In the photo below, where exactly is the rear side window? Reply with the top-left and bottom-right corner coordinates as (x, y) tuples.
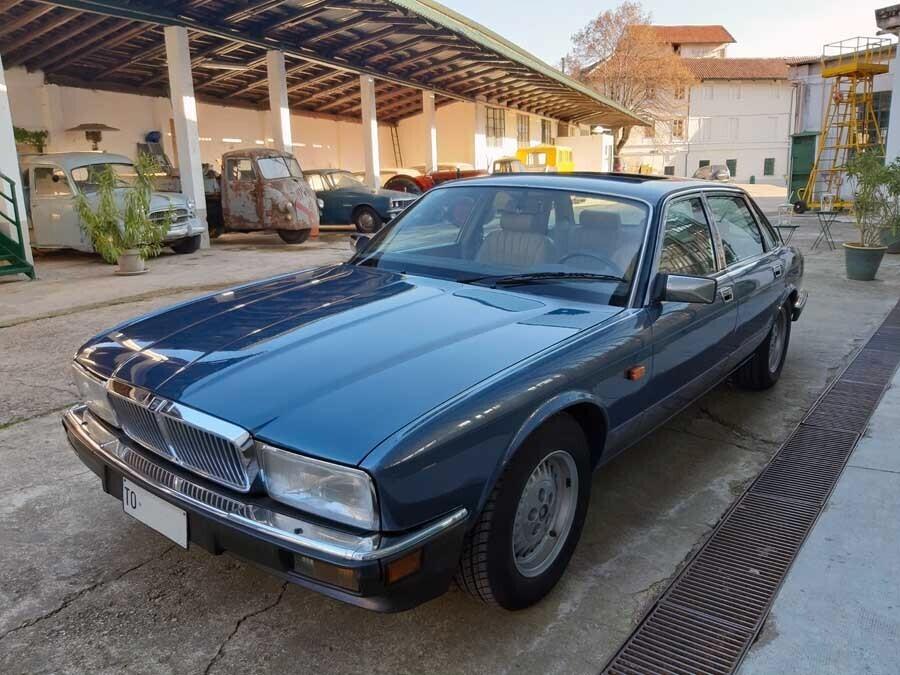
(659, 197), (716, 276)
(706, 195), (764, 265)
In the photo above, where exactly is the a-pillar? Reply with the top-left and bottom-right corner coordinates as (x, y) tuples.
(266, 50), (292, 153)
(0, 53), (33, 265)
(164, 26), (209, 247)
(422, 90), (437, 173)
(360, 75), (381, 190)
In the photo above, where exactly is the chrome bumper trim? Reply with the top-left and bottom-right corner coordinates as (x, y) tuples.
(792, 289), (808, 321)
(64, 405), (467, 562)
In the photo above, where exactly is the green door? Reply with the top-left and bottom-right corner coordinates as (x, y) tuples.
(789, 133), (817, 204)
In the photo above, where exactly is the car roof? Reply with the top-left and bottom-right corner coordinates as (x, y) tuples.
(19, 152), (133, 169)
(438, 172), (746, 203)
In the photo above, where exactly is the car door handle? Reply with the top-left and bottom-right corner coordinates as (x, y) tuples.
(773, 263), (784, 279)
(719, 285), (734, 302)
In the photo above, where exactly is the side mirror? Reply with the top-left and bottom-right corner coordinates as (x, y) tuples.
(350, 234), (371, 254)
(656, 273), (717, 304)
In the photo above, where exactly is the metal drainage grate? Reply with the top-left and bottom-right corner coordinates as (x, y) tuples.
(603, 300), (900, 675)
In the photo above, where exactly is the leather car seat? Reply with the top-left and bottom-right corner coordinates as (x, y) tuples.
(476, 211), (557, 267)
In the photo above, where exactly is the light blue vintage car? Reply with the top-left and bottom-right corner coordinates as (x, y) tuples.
(19, 152), (206, 255)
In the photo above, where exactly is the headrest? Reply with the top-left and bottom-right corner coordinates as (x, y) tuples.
(579, 210), (622, 229)
(500, 212), (542, 233)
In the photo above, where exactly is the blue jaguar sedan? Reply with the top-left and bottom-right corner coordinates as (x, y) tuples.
(304, 168), (416, 233)
(65, 173), (806, 612)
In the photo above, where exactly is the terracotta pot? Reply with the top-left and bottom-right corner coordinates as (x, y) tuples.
(843, 242), (887, 281)
(116, 248), (146, 276)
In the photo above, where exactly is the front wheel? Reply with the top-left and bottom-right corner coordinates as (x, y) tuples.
(353, 206), (383, 234)
(734, 303), (791, 390)
(277, 229), (311, 244)
(455, 413), (591, 610)
(171, 235), (202, 254)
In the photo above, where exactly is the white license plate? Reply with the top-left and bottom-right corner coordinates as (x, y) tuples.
(122, 478), (188, 548)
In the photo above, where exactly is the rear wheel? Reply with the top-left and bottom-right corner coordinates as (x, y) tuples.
(353, 206), (383, 234)
(793, 200), (808, 214)
(277, 229), (311, 244)
(735, 303), (791, 390)
(171, 234), (201, 254)
(455, 413), (591, 610)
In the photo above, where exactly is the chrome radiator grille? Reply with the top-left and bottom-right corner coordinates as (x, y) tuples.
(108, 382), (254, 492)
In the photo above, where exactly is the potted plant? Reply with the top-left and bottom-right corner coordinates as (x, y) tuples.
(844, 151), (900, 280)
(76, 154), (171, 275)
(13, 126), (48, 153)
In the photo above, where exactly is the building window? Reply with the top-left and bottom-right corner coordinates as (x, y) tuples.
(541, 119), (553, 144)
(869, 90), (891, 141)
(698, 160), (710, 168)
(516, 114), (530, 146)
(764, 158), (775, 176)
(486, 107), (505, 147)
(726, 158), (737, 177)
(664, 165), (675, 176)
(672, 119), (685, 139)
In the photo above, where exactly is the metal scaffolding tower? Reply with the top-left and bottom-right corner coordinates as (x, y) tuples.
(796, 37), (892, 213)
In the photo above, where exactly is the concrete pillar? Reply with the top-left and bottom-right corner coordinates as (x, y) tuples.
(474, 96), (488, 172)
(0, 53), (33, 265)
(266, 50), (292, 153)
(164, 26), (209, 246)
(359, 75), (381, 190)
(887, 55), (900, 161)
(422, 90), (437, 173)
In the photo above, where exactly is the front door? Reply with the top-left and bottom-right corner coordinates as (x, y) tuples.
(644, 195), (738, 425)
(29, 165), (88, 250)
(222, 157), (260, 230)
(705, 193), (784, 366)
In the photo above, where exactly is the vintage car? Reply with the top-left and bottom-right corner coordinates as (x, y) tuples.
(207, 148), (320, 244)
(491, 157), (525, 174)
(64, 174), (805, 612)
(19, 153), (206, 255)
(383, 162), (487, 194)
(516, 144), (575, 173)
(304, 169), (416, 233)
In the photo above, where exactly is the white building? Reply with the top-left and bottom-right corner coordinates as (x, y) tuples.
(619, 26), (795, 184)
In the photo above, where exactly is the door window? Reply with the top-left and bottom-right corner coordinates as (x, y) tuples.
(305, 173), (327, 192)
(225, 158), (256, 182)
(33, 167), (72, 197)
(706, 195), (764, 265)
(659, 197), (717, 276)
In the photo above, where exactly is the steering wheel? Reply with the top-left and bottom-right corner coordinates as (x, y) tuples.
(558, 252), (624, 277)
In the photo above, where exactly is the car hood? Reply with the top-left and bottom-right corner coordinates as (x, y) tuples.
(79, 265), (622, 465)
(83, 189), (188, 212)
(331, 186), (412, 200)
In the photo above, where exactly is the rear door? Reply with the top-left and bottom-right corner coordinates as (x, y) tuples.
(644, 194), (738, 425)
(705, 192), (784, 367)
(29, 164), (88, 250)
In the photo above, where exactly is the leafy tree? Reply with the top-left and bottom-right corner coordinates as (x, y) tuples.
(847, 150), (900, 247)
(565, 1), (696, 165)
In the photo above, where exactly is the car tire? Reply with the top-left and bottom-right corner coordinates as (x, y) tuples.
(353, 206), (383, 234)
(384, 176), (423, 195)
(734, 303), (791, 390)
(277, 229), (311, 244)
(455, 413), (591, 610)
(793, 200), (808, 214)
(171, 235), (202, 254)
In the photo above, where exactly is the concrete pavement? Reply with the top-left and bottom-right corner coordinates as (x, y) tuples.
(741, 368), (900, 675)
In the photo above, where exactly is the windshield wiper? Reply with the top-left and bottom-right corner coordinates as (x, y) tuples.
(458, 271), (627, 286)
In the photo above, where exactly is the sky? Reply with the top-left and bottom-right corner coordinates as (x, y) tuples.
(439, 0), (893, 66)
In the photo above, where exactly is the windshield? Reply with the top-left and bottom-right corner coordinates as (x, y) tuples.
(71, 163), (138, 192)
(328, 171), (364, 189)
(354, 186), (649, 306)
(257, 156), (303, 179)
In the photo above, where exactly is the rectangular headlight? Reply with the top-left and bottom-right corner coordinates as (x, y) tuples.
(259, 443), (378, 531)
(71, 362), (119, 427)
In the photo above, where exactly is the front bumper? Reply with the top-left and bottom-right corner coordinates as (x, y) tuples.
(792, 289), (808, 321)
(63, 405), (468, 612)
(164, 216), (206, 241)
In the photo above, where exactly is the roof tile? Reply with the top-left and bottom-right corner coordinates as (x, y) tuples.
(647, 25), (735, 45)
(682, 58), (791, 80)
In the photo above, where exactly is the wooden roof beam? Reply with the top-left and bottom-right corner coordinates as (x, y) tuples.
(7, 14), (107, 66)
(2, 9), (78, 55)
(0, 4), (55, 39)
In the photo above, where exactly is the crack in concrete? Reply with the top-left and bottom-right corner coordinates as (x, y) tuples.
(0, 468), (93, 497)
(696, 405), (779, 448)
(667, 426), (775, 456)
(0, 544), (177, 644)
(202, 582), (289, 675)
(0, 402), (77, 431)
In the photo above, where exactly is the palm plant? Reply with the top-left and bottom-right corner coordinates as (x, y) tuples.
(75, 153), (172, 264)
(846, 150), (900, 247)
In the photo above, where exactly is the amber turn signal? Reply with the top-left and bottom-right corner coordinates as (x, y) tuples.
(385, 549), (423, 585)
(626, 365), (646, 381)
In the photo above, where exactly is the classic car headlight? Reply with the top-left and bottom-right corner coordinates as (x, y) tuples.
(317, 198), (325, 209)
(390, 199), (409, 210)
(186, 198), (195, 214)
(259, 443), (378, 530)
(71, 362), (119, 427)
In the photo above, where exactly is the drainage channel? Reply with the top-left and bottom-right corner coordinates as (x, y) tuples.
(603, 301), (900, 675)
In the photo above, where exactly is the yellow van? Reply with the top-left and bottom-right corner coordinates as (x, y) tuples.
(515, 144), (575, 173)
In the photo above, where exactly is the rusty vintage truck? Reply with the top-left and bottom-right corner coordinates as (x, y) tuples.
(206, 148), (320, 244)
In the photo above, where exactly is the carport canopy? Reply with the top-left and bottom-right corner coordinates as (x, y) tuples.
(0, 0), (645, 127)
